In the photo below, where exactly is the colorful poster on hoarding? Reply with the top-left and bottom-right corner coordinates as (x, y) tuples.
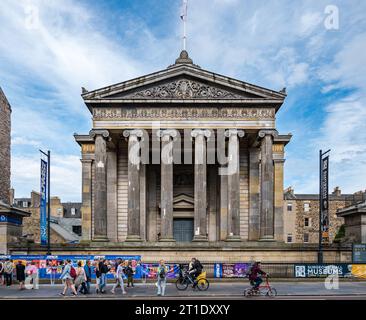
(1, 255), (141, 279)
(40, 159), (48, 245)
(214, 263), (251, 278)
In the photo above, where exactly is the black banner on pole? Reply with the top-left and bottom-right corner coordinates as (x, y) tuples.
(321, 156), (329, 242)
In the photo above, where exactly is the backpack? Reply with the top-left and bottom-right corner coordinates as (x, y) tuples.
(70, 266), (77, 279)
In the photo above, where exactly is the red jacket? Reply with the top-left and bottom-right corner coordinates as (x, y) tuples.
(249, 264), (266, 281)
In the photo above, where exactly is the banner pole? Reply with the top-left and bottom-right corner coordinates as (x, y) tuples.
(318, 149), (323, 264)
(47, 150), (51, 255)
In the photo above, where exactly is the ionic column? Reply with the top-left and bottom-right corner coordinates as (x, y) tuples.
(90, 129), (110, 241)
(191, 129), (211, 241)
(258, 129), (277, 240)
(123, 129), (144, 242)
(225, 129), (245, 241)
(158, 129), (177, 242)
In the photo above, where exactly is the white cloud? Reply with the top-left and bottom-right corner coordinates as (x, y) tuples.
(11, 154), (81, 201)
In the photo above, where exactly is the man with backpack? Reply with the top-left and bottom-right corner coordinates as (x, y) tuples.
(188, 257), (203, 289)
(59, 259), (78, 296)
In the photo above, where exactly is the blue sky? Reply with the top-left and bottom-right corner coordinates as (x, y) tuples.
(0, 0), (365, 201)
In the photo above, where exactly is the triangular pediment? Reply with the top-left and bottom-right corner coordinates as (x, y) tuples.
(82, 63), (286, 106)
(107, 76), (258, 100)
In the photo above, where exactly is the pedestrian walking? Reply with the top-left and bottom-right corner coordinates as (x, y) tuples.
(111, 260), (126, 295)
(156, 260), (169, 296)
(84, 260), (92, 294)
(3, 259), (14, 287)
(15, 261), (26, 290)
(59, 259), (78, 296)
(125, 260), (135, 288)
(99, 259), (110, 293)
(75, 261), (87, 294)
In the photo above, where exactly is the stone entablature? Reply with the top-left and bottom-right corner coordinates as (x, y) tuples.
(92, 107), (276, 121)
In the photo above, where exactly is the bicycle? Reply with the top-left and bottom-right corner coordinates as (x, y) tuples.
(175, 269), (210, 291)
(243, 275), (277, 297)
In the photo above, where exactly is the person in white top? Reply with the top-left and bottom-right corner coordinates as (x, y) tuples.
(111, 261), (126, 294)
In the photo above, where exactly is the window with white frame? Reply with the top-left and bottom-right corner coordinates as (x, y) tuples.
(287, 203), (293, 212)
(304, 217), (310, 227)
(71, 208), (76, 216)
(304, 233), (309, 243)
(287, 234), (293, 243)
(304, 202), (310, 212)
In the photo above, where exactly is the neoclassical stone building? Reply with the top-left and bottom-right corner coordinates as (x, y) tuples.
(74, 51), (292, 246)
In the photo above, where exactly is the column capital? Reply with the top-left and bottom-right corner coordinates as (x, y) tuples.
(89, 129), (110, 139)
(157, 129), (178, 140)
(224, 129), (245, 138)
(123, 129), (144, 139)
(191, 129), (211, 139)
(258, 129), (278, 139)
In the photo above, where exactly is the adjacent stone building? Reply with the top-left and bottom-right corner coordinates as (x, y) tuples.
(283, 186), (355, 244)
(0, 87), (11, 205)
(337, 192), (366, 243)
(13, 191), (82, 243)
(0, 88), (30, 254)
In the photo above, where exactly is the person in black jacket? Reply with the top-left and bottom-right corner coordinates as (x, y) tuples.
(99, 259), (110, 293)
(125, 260), (135, 288)
(15, 261), (26, 290)
(188, 258), (203, 288)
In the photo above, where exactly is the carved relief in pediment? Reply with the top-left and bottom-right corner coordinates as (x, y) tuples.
(114, 79), (251, 100)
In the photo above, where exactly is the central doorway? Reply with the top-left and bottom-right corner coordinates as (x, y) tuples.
(173, 218), (194, 242)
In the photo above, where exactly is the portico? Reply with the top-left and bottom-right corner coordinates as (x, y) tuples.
(74, 51), (291, 245)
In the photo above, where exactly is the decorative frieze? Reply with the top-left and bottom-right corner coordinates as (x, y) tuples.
(124, 80), (244, 99)
(93, 107), (275, 121)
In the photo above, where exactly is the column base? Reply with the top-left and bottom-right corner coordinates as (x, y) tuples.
(159, 237), (176, 243)
(192, 235), (208, 242)
(92, 236), (109, 242)
(259, 235), (275, 241)
(225, 235), (241, 242)
(125, 235), (142, 242)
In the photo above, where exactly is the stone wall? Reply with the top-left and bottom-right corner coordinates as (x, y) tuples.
(0, 88), (11, 204)
(295, 199), (346, 243)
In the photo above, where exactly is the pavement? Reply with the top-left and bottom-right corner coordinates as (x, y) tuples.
(0, 280), (366, 300)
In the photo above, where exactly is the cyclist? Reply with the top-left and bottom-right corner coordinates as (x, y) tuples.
(248, 261), (267, 291)
(188, 258), (203, 289)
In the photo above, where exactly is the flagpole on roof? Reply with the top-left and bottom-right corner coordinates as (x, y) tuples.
(180, 0), (188, 51)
